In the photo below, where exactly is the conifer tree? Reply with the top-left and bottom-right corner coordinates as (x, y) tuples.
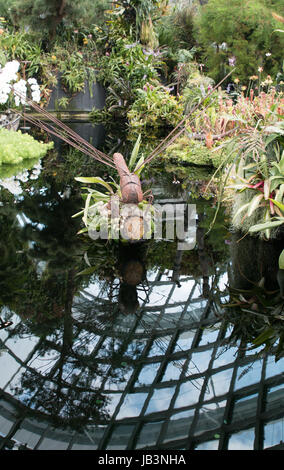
(196, 0), (284, 83)
(8, 0), (106, 41)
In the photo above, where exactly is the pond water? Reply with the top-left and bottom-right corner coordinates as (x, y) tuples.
(0, 122), (283, 451)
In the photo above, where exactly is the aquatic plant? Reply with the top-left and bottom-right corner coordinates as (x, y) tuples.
(0, 159), (42, 195)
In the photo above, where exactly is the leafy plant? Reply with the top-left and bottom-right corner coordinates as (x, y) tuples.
(92, 38), (163, 120)
(59, 53), (87, 94)
(228, 122), (284, 239)
(195, 0), (284, 84)
(0, 129), (54, 165)
(164, 135), (231, 169)
(127, 82), (183, 131)
(0, 30), (43, 78)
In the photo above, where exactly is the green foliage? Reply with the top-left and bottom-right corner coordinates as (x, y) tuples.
(57, 51), (87, 94)
(157, 2), (197, 78)
(181, 67), (215, 112)
(164, 136), (231, 169)
(279, 249), (284, 269)
(127, 82), (183, 131)
(103, 0), (164, 47)
(8, 0), (108, 42)
(93, 39), (163, 119)
(196, 0), (284, 83)
(0, 30), (43, 78)
(105, 39), (160, 85)
(0, 129), (54, 165)
(165, 163), (214, 182)
(227, 122), (284, 239)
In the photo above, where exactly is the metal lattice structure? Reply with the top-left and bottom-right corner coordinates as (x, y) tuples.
(1, 265), (284, 451)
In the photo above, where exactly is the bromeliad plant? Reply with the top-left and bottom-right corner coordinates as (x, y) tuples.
(225, 119), (284, 269)
(73, 135), (155, 241)
(228, 121), (284, 240)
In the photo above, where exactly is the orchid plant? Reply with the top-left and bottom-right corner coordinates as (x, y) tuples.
(0, 60), (41, 111)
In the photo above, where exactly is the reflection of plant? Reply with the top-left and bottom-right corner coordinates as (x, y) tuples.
(0, 199), (33, 311)
(222, 281), (284, 361)
(0, 157), (40, 180)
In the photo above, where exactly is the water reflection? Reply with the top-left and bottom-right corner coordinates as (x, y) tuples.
(0, 125), (283, 450)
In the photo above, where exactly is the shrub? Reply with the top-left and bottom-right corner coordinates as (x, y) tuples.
(164, 136), (230, 168)
(195, 0), (284, 84)
(0, 129), (54, 165)
(127, 82), (183, 131)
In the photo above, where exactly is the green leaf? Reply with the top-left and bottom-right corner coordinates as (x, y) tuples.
(269, 198), (284, 213)
(134, 155), (145, 176)
(263, 180), (270, 200)
(77, 227), (88, 234)
(226, 184), (251, 190)
(264, 209), (271, 240)
(275, 184), (284, 203)
(279, 155), (284, 175)
(270, 177), (284, 192)
(249, 219), (284, 233)
(83, 192), (92, 226)
(252, 327), (275, 346)
(72, 209), (84, 218)
(76, 266), (97, 276)
(247, 193), (264, 217)
(128, 134), (141, 171)
(75, 177), (114, 193)
(279, 250), (284, 270)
